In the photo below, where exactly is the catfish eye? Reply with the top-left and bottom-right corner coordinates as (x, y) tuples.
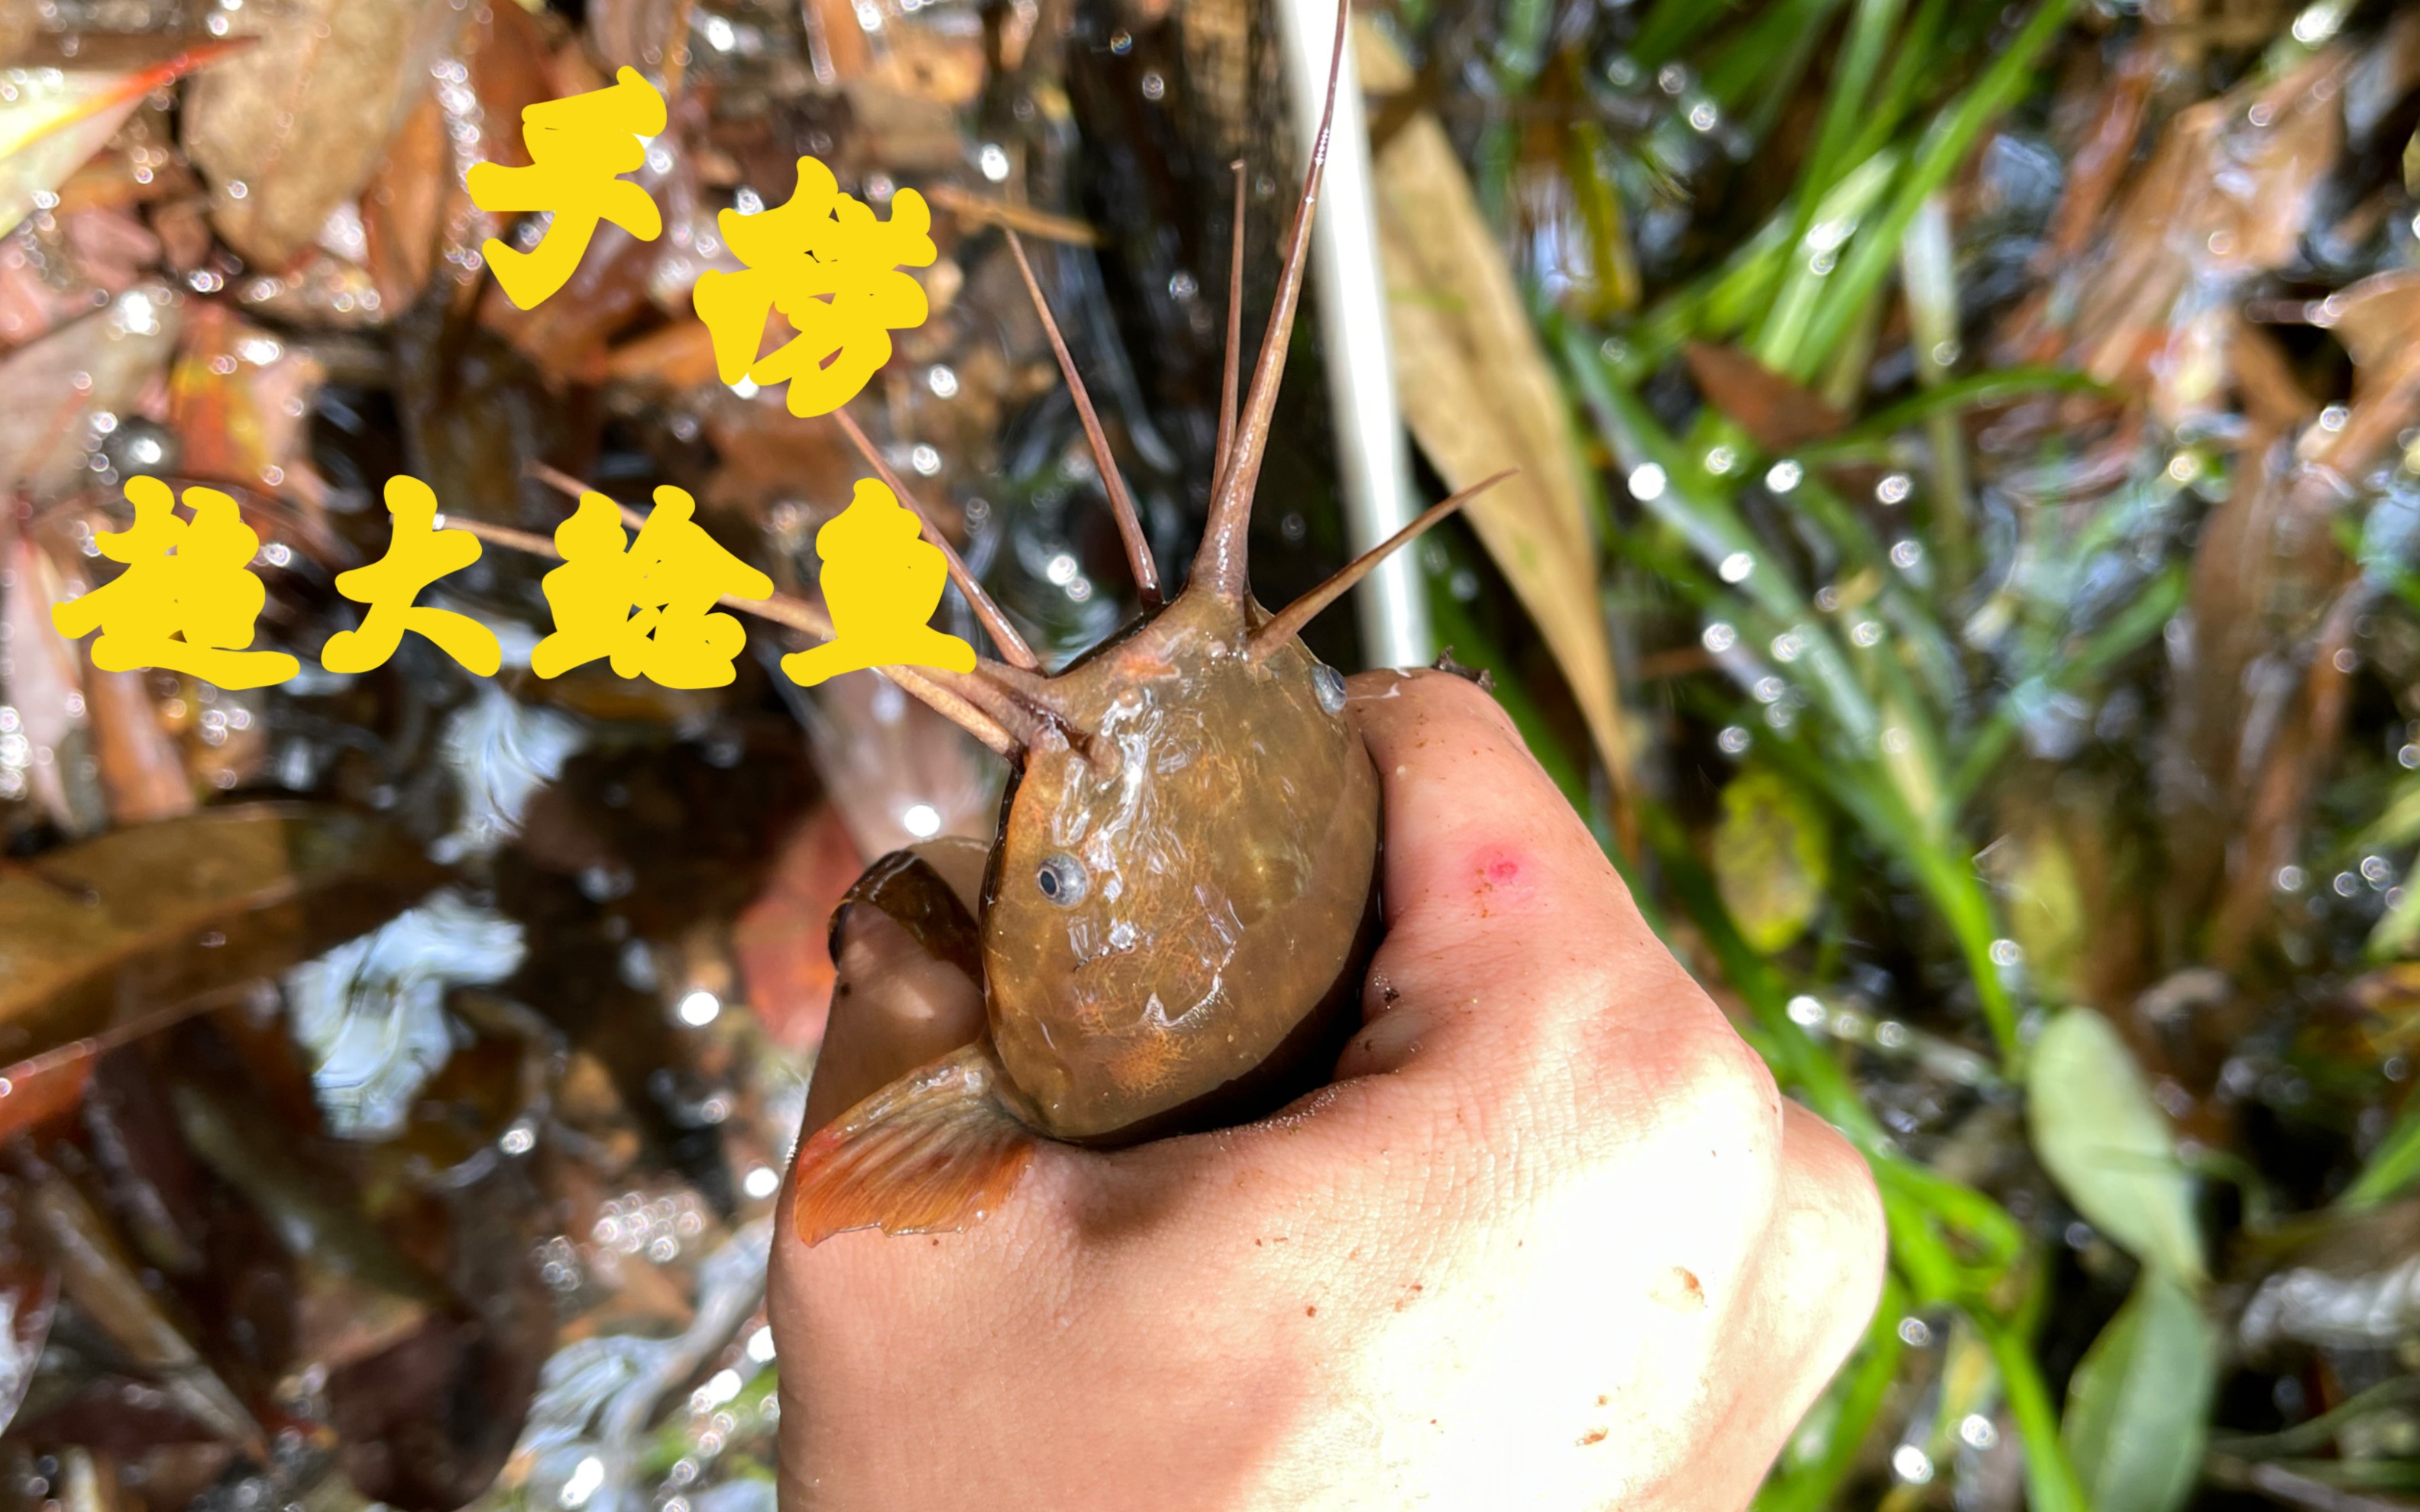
(1312, 663), (1347, 715)
(1036, 853), (1088, 905)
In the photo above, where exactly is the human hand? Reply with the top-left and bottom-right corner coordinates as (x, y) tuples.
(769, 669), (1885, 1511)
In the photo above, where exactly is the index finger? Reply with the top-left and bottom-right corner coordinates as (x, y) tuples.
(1345, 667), (1645, 956)
(1338, 669), (1718, 1074)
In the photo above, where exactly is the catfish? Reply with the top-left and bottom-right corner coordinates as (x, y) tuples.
(789, 5), (1511, 1242)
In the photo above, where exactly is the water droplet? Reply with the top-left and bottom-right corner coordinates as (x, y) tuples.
(927, 364), (959, 399)
(1700, 622), (1737, 654)
(1718, 551), (1753, 583)
(1876, 473), (1911, 505)
(1627, 463), (1667, 501)
(1718, 725), (1752, 755)
(1765, 460), (1802, 493)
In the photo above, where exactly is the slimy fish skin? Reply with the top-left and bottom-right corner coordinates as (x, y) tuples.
(786, 1), (1512, 1245)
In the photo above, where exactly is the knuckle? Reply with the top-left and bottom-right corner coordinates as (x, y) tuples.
(1781, 1119), (1890, 1358)
(1639, 1026), (1782, 1168)
(1807, 1133), (1888, 1287)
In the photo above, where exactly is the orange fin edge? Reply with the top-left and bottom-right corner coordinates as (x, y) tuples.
(790, 1044), (1037, 1245)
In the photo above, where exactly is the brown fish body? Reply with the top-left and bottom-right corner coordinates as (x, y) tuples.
(787, 1), (1511, 1242)
(984, 593), (1380, 1142)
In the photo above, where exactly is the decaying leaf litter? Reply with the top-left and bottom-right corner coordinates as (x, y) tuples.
(9, 0), (2420, 1507)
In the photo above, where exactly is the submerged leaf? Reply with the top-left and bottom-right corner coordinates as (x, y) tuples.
(181, 0), (432, 269)
(1711, 769), (1830, 954)
(0, 528), (103, 835)
(0, 803), (442, 1074)
(2028, 1008), (2207, 1284)
(0, 39), (243, 240)
(2064, 1268), (2216, 1512)
(0, 284), (182, 501)
(0, 1184), (55, 1439)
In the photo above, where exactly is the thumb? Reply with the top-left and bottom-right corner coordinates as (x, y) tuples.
(801, 838), (991, 1132)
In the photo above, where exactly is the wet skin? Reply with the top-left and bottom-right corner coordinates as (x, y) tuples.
(982, 590), (1379, 1142)
(772, 671), (1888, 1512)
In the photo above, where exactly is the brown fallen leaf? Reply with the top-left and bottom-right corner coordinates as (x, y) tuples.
(0, 37), (246, 240)
(1682, 341), (1850, 454)
(2014, 48), (2348, 427)
(2040, 37), (2160, 266)
(363, 0), (555, 316)
(147, 196), (215, 274)
(0, 232), (107, 353)
(0, 803), (442, 1075)
(0, 1181), (55, 1439)
(168, 300), (326, 497)
(604, 317), (721, 387)
(477, 90), (707, 380)
(37, 509), (212, 822)
(13, 1149), (264, 1455)
(1363, 21), (1633, 835)
(181, 0), (429, 270)
(0, 283), (182, 502)
(0, 524), (105, 836)
(79, 663), (194, 829)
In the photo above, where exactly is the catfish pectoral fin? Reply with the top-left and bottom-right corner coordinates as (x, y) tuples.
(790, 1043), (1037, 1246)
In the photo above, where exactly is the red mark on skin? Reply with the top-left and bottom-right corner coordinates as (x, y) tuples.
(1470, 847), (1532, 918)
(1577, 1429), (1608, 1447)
